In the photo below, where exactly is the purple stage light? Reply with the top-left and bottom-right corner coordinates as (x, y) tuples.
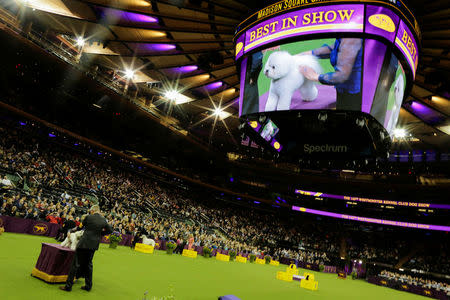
(164, 65), (198, 76)
(19, 122), (26, 126)
(74, 143), (79, 146)
(410, 101), (433, 114)
(140, 44), (176, 51)
(48, 133), (56, 137)
(254, 201), (260, 204)
(406, 101), (446, 125)
(96, 7), (158, 23)
(130, 43), (176, 54)
(204, 81), (223, 90)
(177, 65), (198, 72)
(229, 177), (234, 182)
(292, 206), (450, 232)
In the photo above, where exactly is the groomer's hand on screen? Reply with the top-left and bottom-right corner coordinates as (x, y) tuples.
(299, 65), (320, 81)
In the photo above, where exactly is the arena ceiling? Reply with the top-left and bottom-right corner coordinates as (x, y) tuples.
(2, 0), (450, 150)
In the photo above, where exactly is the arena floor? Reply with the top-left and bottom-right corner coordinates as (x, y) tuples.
(0, 233), (424, 299)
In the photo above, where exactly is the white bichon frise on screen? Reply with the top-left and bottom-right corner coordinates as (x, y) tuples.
(260, 122), (274, 141)
(264, 51), (322, 111)
(61, 230), (84, 250)
(386, 75), (405, 133)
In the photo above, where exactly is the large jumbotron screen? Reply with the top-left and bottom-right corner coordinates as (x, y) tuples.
(235, 1), (419, 137)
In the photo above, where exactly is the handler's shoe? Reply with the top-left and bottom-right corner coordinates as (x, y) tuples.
(81, 286), (91, 292)
(59, 286), (71, 292)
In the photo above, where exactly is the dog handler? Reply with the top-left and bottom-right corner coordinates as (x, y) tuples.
(59, 205), (112, 292)
(298, 38), (363, 111)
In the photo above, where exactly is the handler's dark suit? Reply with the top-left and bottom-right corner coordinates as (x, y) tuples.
(64, 213), (112, 291)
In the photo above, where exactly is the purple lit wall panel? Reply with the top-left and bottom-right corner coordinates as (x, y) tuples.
(243, 5), (364, 54)
(365, 5), (400, 43)
(292, 206), (450, 231)
(404, 101), (446, 125)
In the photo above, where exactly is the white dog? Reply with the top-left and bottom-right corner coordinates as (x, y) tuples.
(264, 51), (322, 111)
(386, 75), (405, 133)
(61, 230), (84, 250)
(260, 121), (274, 141)
(261, 121), (278, 141)
(140, 235), (155, 246)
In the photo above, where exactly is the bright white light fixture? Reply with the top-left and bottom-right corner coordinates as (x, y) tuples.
(393, 128), (406, 138)
(213, 108), (231, 120)
(124, 69), (135, 79)
(75, 36), (85, 47)
(164, 90), (192, 105)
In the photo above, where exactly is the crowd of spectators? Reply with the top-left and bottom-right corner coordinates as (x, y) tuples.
(1, 124), (449, 280)
(379, 270), (450, 295)
(404, 251), (450, 275)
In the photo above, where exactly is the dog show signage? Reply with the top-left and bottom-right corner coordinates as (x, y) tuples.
(32, 223), (49, 235)
(291, 206), (450, 232)
(235, 1), (419, 78)
(244, 5), (364, 53)
(0, 216), (58, 237)
(395, 20), (418, 79)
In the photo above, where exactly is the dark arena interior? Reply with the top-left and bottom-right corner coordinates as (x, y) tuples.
(0, 0), (449, 299)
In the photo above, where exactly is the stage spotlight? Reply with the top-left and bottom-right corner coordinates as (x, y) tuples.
(75, 36), (85, 47)
(163, 90), (191, 104)
(393, 128), (406, 138)
(213, 108), (231, 120)
(124, 69), (135, 79)
(165, 90), (181, 101)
